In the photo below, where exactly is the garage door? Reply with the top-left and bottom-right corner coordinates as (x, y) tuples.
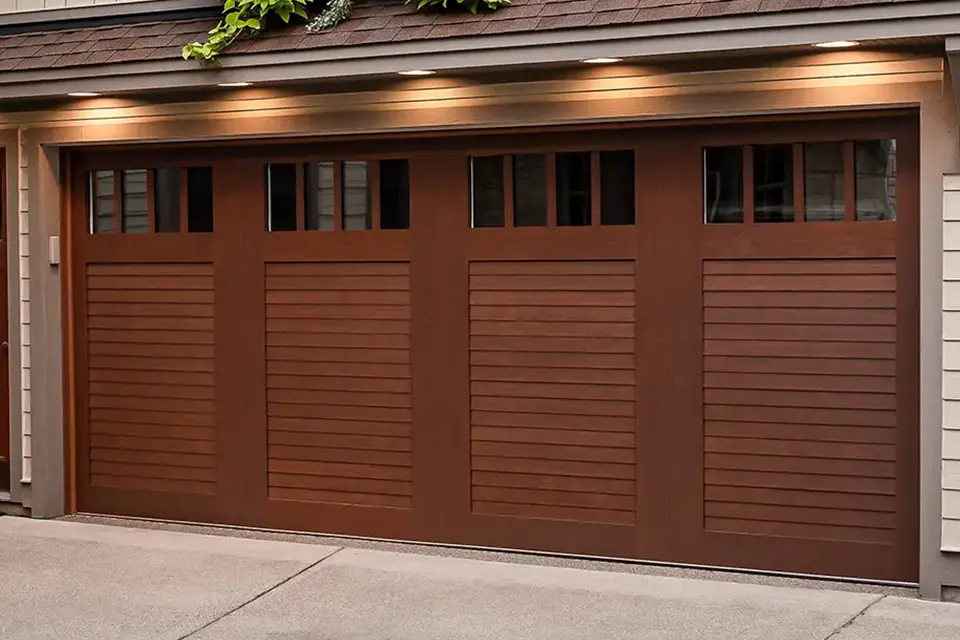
(68, 114), (918, 581)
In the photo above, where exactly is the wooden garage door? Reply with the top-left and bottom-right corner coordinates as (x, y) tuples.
(68, 114), (918, 582)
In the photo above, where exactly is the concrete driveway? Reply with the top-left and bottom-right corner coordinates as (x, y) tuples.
(1, 516), (958, 640)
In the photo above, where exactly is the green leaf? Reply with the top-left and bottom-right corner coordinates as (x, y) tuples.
(293, 4), (308, 18)
(246, 18), (262, 29)
(224, 0), (235, 10)
(277, 5), (292, 21)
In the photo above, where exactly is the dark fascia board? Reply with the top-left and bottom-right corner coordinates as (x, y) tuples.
(0, 0), (221, 33)
(0, 0), (956, 101)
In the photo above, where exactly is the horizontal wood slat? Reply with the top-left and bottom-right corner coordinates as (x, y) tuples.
(702, 258), (899, 546)
(469, 260), (637, 526)
(265, 261), (413, 509)
(86, 263), (217, 496)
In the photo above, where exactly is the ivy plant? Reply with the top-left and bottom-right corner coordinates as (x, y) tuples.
(184, 0), (508, 65)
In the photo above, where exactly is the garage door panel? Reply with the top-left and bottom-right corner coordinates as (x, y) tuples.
(88, 316), (215, 331)
(703, 307), (897, 326)
(468, 259), (639, 531)
(702, 258), (896, 276)
(88, 342), (215, 359)
(470, 305), (635, 323)
(89, 381), (215, 401)
(88, 369), (215, 387)
(88, 303), (214, 318)
(265, 260), (414, 513)
(91, 421), (216, 442)
(87, 289), (215, 304)
(265, 332), (410, 350)
(88, 329), (215, 345)
(471, 410), (635, 432)
(267, 375), (410, 394)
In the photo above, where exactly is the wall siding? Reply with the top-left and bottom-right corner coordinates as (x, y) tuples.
(17, 131), (30, 484)
(0, 0), (129, 12)
(943, 175), (960, 551)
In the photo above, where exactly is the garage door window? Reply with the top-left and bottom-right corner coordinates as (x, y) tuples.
(704, 139), (896, 224)
(266, 159), (410, 232)
(87, 167), (214, 234)
(470, 150), (635, 228)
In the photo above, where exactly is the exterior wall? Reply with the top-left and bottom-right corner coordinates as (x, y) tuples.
(943, 175), (960, 550)
(1, 47), (954, 583)
(2, 127), (25, 508)
(0, 0), (139, 12)
(17, 132), (30, 486)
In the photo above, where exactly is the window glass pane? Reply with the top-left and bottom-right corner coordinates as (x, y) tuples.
(513, 154), (547, 227)
(154, 168), (180, 233)
(754, 144), (794, 223)
(380, 159), (410, 230)
(187, 167), (214, 233)
(121, 170), (149, 234)
(600, 150), (635, 226)
(704, 147), (742, 224)
(342, 161), (370, 231)
(267, 164), (298, 232)
(91, 170), (115, 233)
(856, 139), (897, 221)
(804, 142), (844, 222)
(557, 152), (591, 226)
(305, 162), (335, 231)
(471, 156), (504, 228)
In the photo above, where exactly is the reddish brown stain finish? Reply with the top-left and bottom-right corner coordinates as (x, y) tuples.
(67, 113), (919, 582)
(0, 151), (8, 492)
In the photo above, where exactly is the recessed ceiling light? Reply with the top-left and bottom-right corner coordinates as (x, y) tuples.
(813, 41), (859, 48)
(67, 92), (100, 97)
(218, 82), (253, 87)
(581, 57), (622, 64)
(398, 69), (435, 76)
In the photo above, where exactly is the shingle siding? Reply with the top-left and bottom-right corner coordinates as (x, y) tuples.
(17, 131), (30, 485)
(942, 175), (960, 551)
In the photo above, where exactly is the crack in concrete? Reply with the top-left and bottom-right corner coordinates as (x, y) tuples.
(177, 546), (345, 640)
(822, 594), (886, 640)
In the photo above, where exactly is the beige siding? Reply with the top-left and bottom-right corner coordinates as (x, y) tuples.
(0, 0), (135, 12)
(943, 174), (960, 551)
(17, 131), (30, 484)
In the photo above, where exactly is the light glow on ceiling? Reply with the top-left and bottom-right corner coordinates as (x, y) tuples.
(813, 41), (860, 48)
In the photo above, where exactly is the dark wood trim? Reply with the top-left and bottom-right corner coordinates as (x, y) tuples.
(295, 162), (305, 232)
(546, 153), (557, 228)
(333, 161), (343, 231)
(370, 160), (381, 231)
(146, 169), (156, 234)
(742, 145), (754, 225)
(792, 142), (804, 224)
(112, 170), (122, 234)
(503, 155), (514, 228)
(590, 151), (601, 227)
(844, 140), (856, 222)
(61, 150), (77, 512)
(179, 168), (189, 234)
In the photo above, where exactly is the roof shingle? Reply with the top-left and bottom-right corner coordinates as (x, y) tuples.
(0, 0), (926, 74)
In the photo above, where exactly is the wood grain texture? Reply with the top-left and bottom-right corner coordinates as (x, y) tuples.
(86, 263), (217, 495)
(703, 258), (898, 545)
(469, 260), (637, 526)
(265, 261), (413, 509)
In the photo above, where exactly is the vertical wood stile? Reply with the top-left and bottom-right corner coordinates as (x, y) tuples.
(546, 153), (557, 227)
(112, 170), (123, 233)
(370, 160), (381, 230)
(503, 155), (514, 228)
(179, 168), (189, 233)
(334, 161), (343, 231)
(146, 169), (156, 233)
(844, 140), (857, 222)
(742, 145), (754, 225)
(591, 151), (602, 227)
(295, 163), (305, 231)
(792, 143), (804, 223)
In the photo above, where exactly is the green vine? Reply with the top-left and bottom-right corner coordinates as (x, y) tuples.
(184, 0), (508, 65)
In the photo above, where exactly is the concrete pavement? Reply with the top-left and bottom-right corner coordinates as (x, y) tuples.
(0, 516), (957, 640)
